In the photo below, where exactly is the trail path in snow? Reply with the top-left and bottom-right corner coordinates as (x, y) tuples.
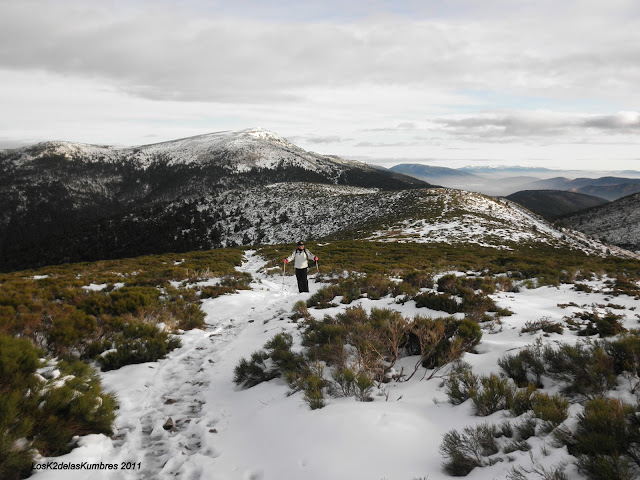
(98, 250), (314, 480)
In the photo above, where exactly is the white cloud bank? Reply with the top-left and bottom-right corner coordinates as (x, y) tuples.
(1, 0), (640, 169)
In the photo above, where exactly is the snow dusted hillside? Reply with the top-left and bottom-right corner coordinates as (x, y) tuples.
(30, 250), (640, 480)
(360, 188), (633, 258)
(3, 128), (384, 176)
(562, 192), (640, 252)
(61, 184), (636, 269)
(0, 129), (428, 271)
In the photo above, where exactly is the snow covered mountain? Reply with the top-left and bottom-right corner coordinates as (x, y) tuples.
(0, 128), (428, 271)
(2, 127), (635, 271)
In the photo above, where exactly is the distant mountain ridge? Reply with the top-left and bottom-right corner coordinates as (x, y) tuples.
(389, 163), (640, 199)
(525, 176), (640, 201)
(0, 128), (430, 271)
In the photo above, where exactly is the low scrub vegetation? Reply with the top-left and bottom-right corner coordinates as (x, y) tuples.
(234, 306), (482, 408)
(0, 248), (245, 475)
(0, 335), (116, 479)
(441, 332), (640, 478)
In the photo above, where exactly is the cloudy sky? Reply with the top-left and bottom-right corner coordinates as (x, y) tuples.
(1, 0), (640, 170)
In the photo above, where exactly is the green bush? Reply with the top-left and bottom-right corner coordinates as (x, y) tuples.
(498, 347), (545, 388)
(603, 333), (640, 377)
(510, 384), (537, 417)
(302, 373), (327, 409)
(0, 336), (116, 479)
(98, 321), (181, 371)
(331, 367), (356, 397)
(514, 415), (537, 440)
(521, 317), (564, 335)
(531, 392), (569, 433)
(233, 351), (276, 388)
(440, 423), (499, 476)
(234, 333), (307, 390)
(354, 371), (374, 402)
(469, 374), (516, 416)
(569, 397), (640, 480)
(443, 362), (478, 405)
(414, 292), (460, 314)
(577, 311), (627, 338)
(402, 271), (434, 289)
(543, 343), (617, 399)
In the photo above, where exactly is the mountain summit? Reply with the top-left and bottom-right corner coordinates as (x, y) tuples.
(0, 129), (429, 270)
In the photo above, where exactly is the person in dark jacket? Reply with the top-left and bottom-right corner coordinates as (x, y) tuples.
(284, 241), (318, 293)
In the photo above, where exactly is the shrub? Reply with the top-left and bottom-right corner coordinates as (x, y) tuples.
(503, 439), (531, 454)
(510, 384), (538, 417)
(570, 397), (640, 480)
(234, 333), (307, 389)
(0, 336), (116, 479)
(521, 317), (564, 335)
(306, 285), (338, 309)
(440, 423), (499, 476)
(45, 304), (97, 355)
(291, 300), (312, 322)
(414, 292), (460, 314)
(603, 333), (640, 378)
(469, 374), (516, 416)
(302, 364), (327, 410)
(574, 397), (630, 457)
(331, 367), (356, 397)
(402, 271), (434, 289)
(233, 351), (276, 388)
(531, 392), (569, 433)
(98, 321), (181, 371)
(354, 371), (374, 402)
(35, 360), (117, 455)
(576, 455), (635, 480)
(443, 362), (478, 405)
(359, 274), (394, 300)
(514, 415), (537, 440)
(406, 316), (481, 375)
(543, 343), (617, 399)
(498, 347), (545, 388)
(219, 272), (252, 290)
(437, 274), (459, 294)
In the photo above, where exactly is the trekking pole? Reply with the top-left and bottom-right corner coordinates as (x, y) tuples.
(282, 260), (286, 291)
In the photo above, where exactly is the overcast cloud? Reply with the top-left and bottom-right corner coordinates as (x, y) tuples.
(1, 0), (639, 169)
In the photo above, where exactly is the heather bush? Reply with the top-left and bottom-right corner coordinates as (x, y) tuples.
(234, 333), (307, 389)
(498, 347), (545, 388)
(0, 335), (115, 479)
(98, 319), (181, 371)
(402, 270), (434, 289)
(440, 423), (499, 476)
(469, 373), (516, 416)
(543, 343), (617, 399)
(301, 363), (327, 410)
(570, 397), (640, 480)
(414, 291), (460, 314)
(531, 392), (569, 433)
(521, 317), (564, 335)
(443, 362), (478, 405)
(354, 371), (375, 402)
(331, 367), (356, 397)
(514, 415), (538, 440)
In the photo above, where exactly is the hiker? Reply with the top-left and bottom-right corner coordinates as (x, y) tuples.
(284, 241), (318, 293)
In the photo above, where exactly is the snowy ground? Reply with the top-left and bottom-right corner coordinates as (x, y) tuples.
(31, 251), (640, 480)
